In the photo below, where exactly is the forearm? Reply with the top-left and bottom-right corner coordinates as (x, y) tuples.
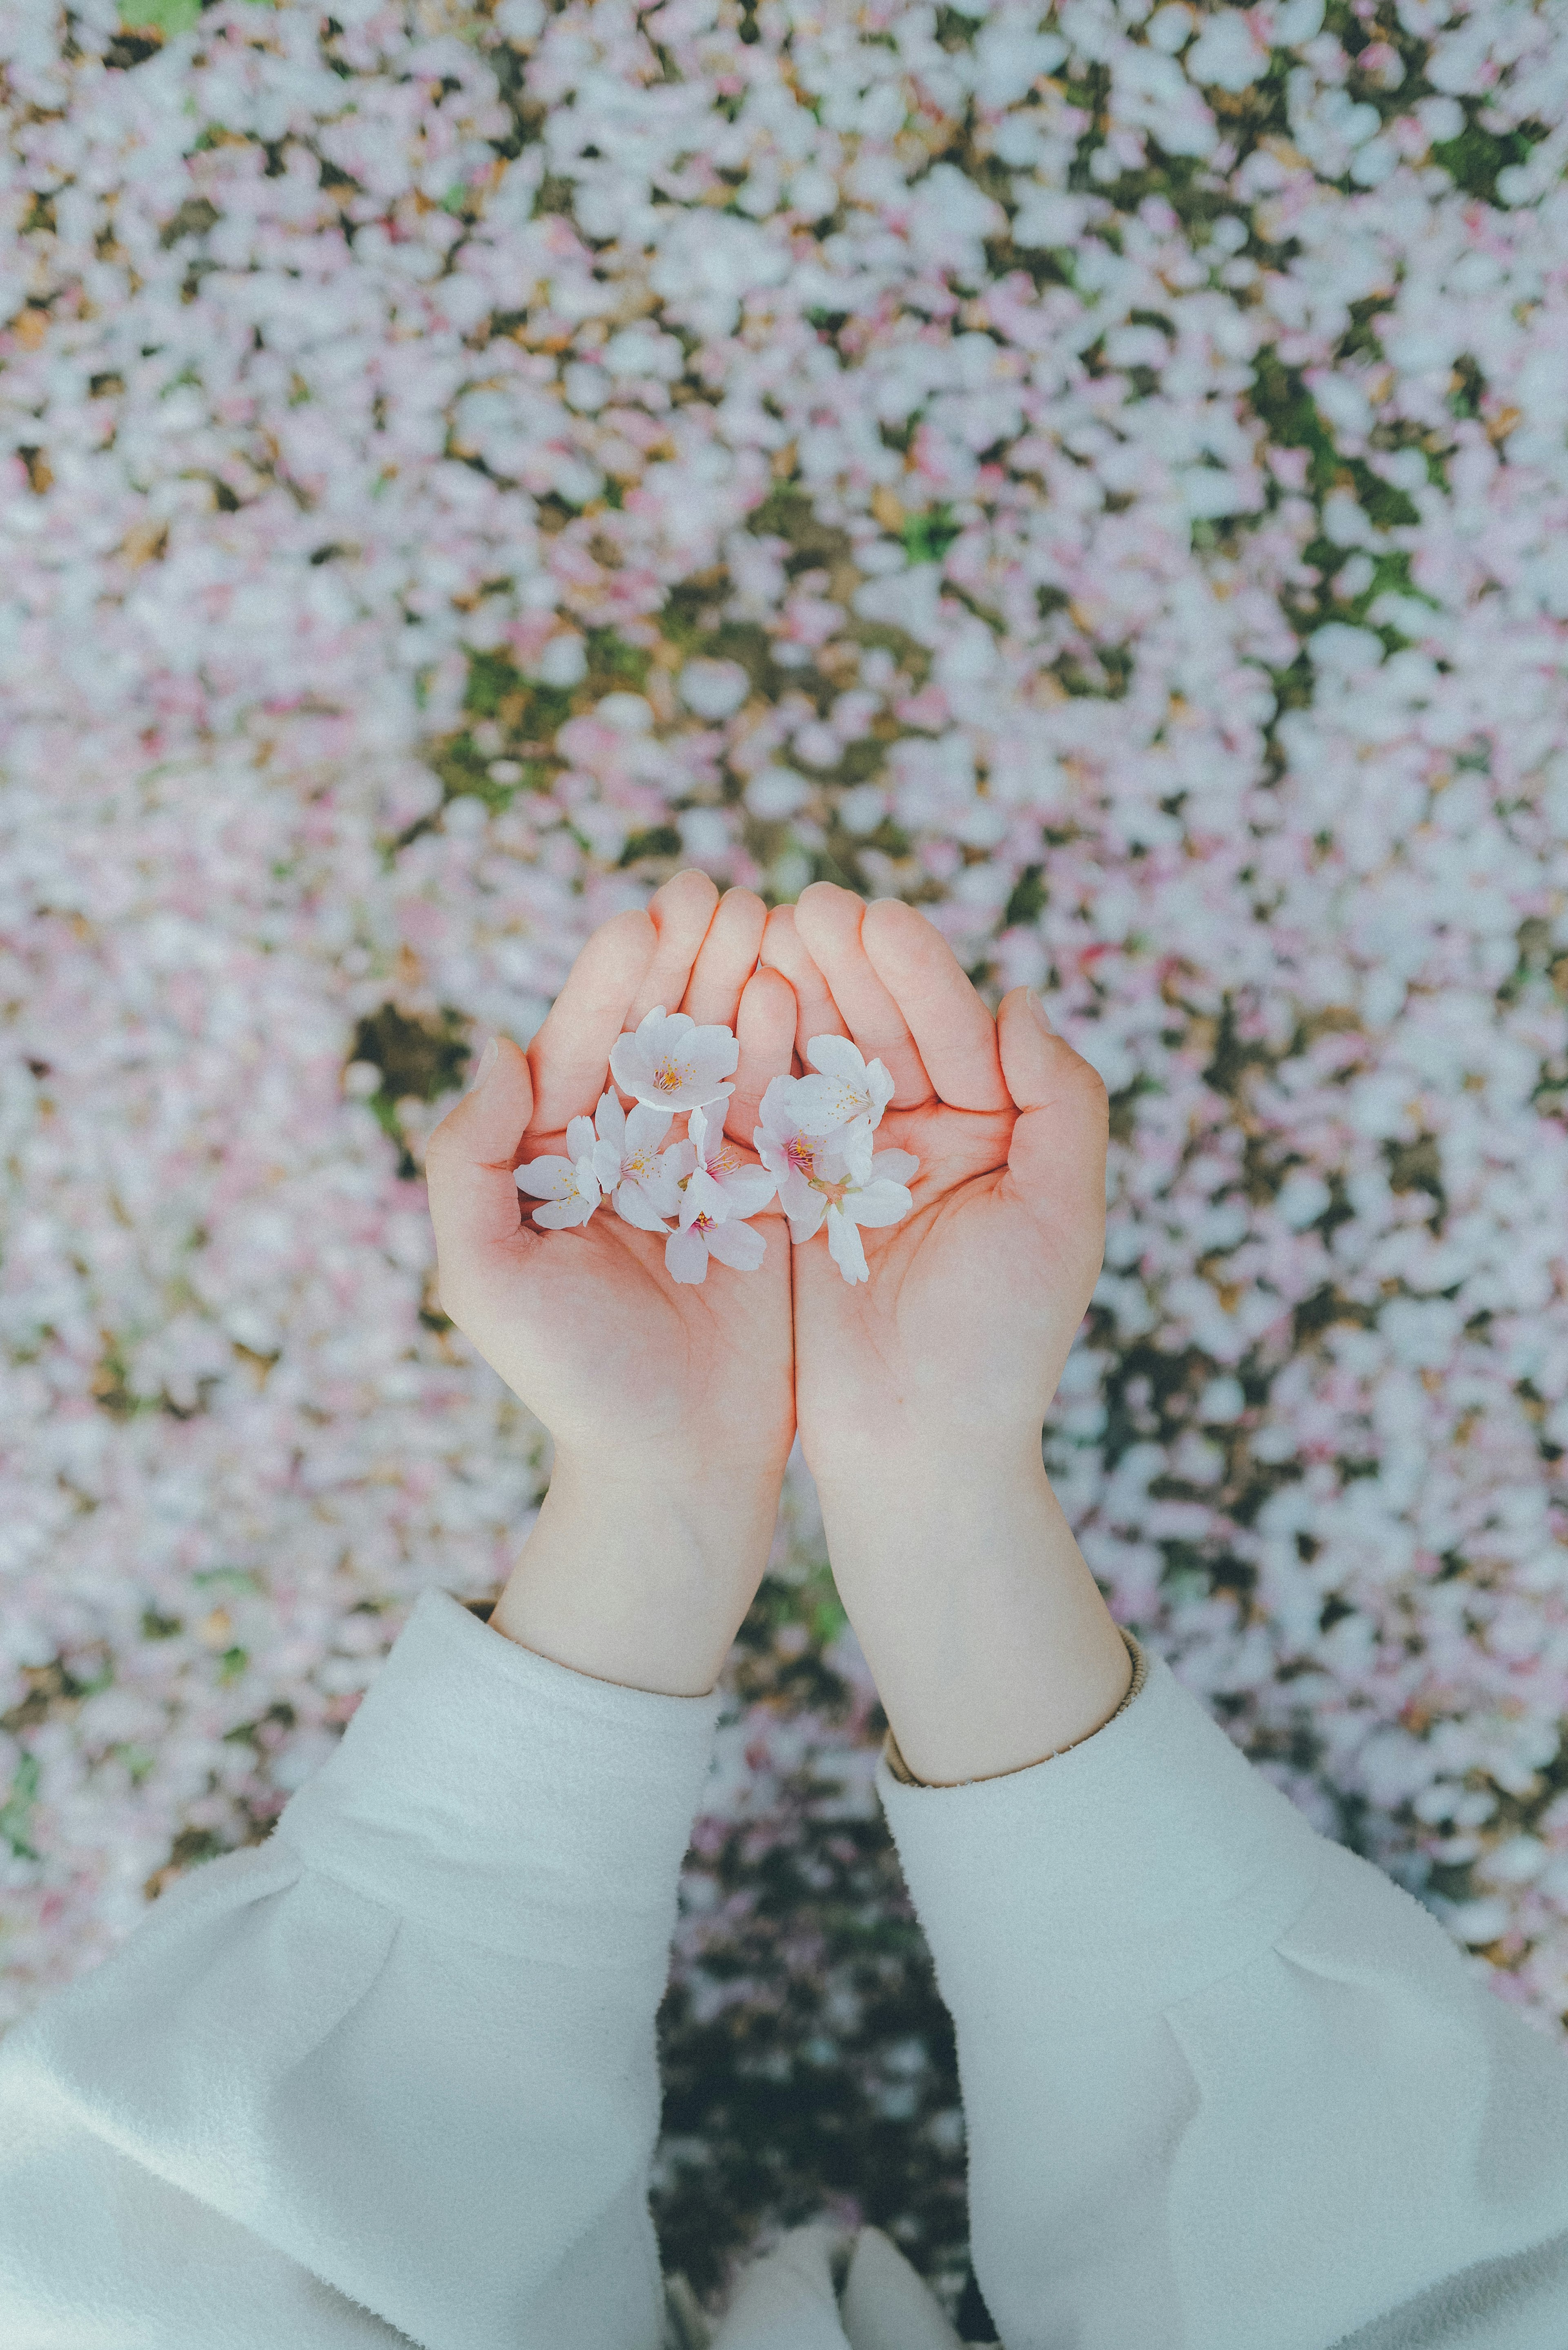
(814, 1441), (1131, 1785)
(491, 1445), (785, 1697)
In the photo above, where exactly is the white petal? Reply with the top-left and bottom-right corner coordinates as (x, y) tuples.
(870, 1148), (920, 1187)
(757, 1072), (813, 1139)
(642, 1156), (686, 1213)
(864, 1060), (896, 1126)
(591, 1137), (624, 1189)
(683, 1167), (730, 1226)
(514, 1154), (575, 1200)
(789, 1072), (854, 1136)
(717, 1163), (778, 1218)
(825, 1202), (870, 1283)
(613, 1182), (671, 1233)
(639, 1005), (690, 1046)
(566, 1114), (597, 1163)
(624, 1102), (672, 1155)
(805, 1033), (869, 1083)
(840, 1119), (876, 1181)
(846, 1178), (912, 1229)
(533, 1193), (593, 1228)
(662, 1140), (698, 1182)
(593, 1089), (626, 1151)
(786, 1192), (829, 1243)
(665, 1224), (710, 1283)
(776, 1167), (816, 1222)
(687, 1100), (717, 1163)
(607, 1035), (656, 1099)
(704, 1216), (766, 1271)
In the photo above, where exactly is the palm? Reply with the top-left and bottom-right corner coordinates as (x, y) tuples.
(479, 1165), (792, 1468)
(765, 889), (1110, 1477)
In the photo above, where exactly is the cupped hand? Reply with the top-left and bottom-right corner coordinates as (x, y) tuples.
(425, 871), (797, 1495)
(760, 882), (1110, 1485)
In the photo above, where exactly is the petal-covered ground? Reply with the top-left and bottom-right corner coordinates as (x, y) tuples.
(3, 0), (1568, 2318)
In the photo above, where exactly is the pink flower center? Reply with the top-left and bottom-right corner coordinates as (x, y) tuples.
(652, 1058), (688, 1092)
(785, 1135), (816, 1175)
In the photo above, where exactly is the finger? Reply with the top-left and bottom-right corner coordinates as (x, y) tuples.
(996, 989), (1110, 1234)
(682, 886), (766, 1029)
(424, 1037), (534, 1283)
(792, 881), (932, 1107)
(861, 897), (1009, 1112)
(727, 966), (796, 1151)
(528, 907), (657, 1135)
(758, 904), (849, 1068)
(626, 868), (721, 1025)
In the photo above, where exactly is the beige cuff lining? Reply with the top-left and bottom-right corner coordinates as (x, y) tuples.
(882, 1624), (1148, 1788)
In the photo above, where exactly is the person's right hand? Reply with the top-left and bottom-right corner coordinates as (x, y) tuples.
(423, 871), (796, 1694)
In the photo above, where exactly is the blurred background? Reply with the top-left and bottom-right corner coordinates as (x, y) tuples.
(3, 0), (1568, 2321)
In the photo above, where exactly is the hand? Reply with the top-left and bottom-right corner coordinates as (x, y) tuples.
(762, 884), (1131, 1782)
(761, 882), (1108, 1477)
(424, 872), (796, 1694)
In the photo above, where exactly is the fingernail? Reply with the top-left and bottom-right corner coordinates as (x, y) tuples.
(472, 1037), (499, 1087)
(1025, 989), (1054, 1034)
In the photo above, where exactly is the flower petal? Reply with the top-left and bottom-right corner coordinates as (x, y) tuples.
(514, 1154), (575, 1199)
(624, 1102), (672, 1156)
(788, 1072), (853, 1137)
(786, 1191), (828, 1243)
(846, 1178), (912, 1228)
(870, 1148), (920, 1187)
(687, 1100), (717, 1163)
(533, 1193), (594, 1229)
(593, 1089), (626, 1152)
(717, 1163), (778, 1218)
(566, 1114), (597, 1163)
(613, 1182), (671, 1234)
(825, 1202), (870, 1283)
(704, 1216), (766, 1271)
(682, 1166), (730, 1227)
(776, 1167), (816, 1222)
(665, 1224), (709, 1284)
(805, 1033), (869, 1084)
(757, 1072), (813, 1139)
(591, 1138), (623, 1189)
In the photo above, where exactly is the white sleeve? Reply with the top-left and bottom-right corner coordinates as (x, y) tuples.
(878, 1637), (1568, 2350)
(0, 1588), (721, 2350)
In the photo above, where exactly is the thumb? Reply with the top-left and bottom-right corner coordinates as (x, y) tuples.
(424, 1036), (535, 1276)
(996, 989), (1109, 1239)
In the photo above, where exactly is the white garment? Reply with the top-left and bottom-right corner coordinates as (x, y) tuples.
(0, 1586), (1565, 2348)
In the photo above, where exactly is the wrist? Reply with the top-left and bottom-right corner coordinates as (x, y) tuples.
(490, 1446), (784, 1698)
(812, 1449), (1131, 1786)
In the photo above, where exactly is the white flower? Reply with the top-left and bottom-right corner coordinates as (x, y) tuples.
(609, 1005), (738, 1110)
(790, 1033), (895, 1154)
(666, 1099), (777, 1224)
(787, 1144), (921, 1284)
(665, 1207), (768, 1285)
(515, 1115), (602, 1228)
(753, 1074), (833, 1225)
(589, 1090), (681, 1232)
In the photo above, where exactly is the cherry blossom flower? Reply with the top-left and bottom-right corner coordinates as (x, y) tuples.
(753, 1075), (831, 1227)
(791, 1035), (896, 1156)
(589, 1090), (681, 1232)
(788, 1143), (922, 1285)
(665, 1206), (768, 1286)
(514, 1116), (601, 1229)
(666, 1100), (778, 1225)
(609, 1007), (739, 1111)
